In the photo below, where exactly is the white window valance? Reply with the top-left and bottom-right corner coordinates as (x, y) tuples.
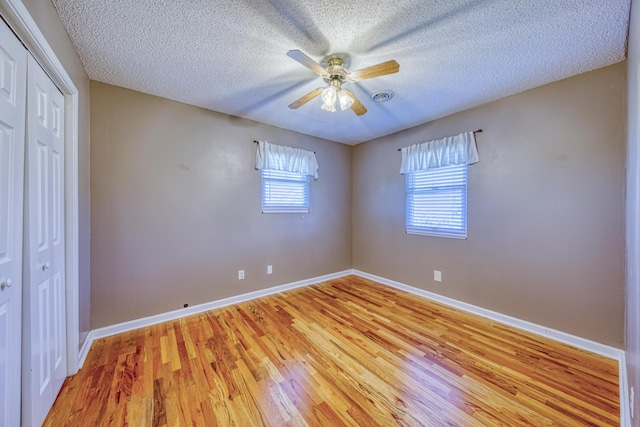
(255, 140), (319, 179)
(399, 131), (479, 174)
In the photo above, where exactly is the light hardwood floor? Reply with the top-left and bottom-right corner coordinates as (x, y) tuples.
(44, 275), (619, 426)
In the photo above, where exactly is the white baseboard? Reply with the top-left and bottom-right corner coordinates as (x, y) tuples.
(351, 270), (629, 426)
(79, 270), (353, 367)
(78, 330), (94, 368)
(76, 268), (630, 426)
(619, 352), (631, 427)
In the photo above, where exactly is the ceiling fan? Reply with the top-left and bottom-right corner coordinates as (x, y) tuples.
(287, 50), (399, 116)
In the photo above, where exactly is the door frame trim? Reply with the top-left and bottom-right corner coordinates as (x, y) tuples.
(0, 0), (80, 375)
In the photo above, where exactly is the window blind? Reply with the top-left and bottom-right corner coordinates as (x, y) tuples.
(261, 169), (310, 213)
(405, 164), (467, 238)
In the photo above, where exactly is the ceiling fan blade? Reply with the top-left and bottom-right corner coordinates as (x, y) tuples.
(343, 89), (367, 116)
(287, 50), (329, 77)
(348, 60), (400, 82)
(288, 87), (324, 109)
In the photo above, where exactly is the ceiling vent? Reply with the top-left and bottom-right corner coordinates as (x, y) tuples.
(371, 90), (394, 103)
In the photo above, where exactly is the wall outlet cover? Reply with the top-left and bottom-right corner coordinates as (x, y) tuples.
(434, 270), (442, 282)
(238, 270), (245, 280)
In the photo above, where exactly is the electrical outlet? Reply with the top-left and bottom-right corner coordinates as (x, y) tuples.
(238, 270), (244, 280)
(267, 265), (272, 275)
(434, 270), (442, 282)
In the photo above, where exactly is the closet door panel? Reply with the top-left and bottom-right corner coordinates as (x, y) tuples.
(36, 278), (51, 392)
(49, 83), (65, 393)
(0, 124), (16, 264)
(24, 53), (66, 427)
(0, 18), (27, 427)
(36, 139), (49, 252)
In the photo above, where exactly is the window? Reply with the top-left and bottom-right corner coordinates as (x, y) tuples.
(255, 140), (318, 213)
(400, 131), (478, 238)
(261, 169), (310, 213)
(405, 164), (468, 238)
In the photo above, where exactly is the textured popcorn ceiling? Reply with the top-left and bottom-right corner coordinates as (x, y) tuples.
(52, 0), (630, 145)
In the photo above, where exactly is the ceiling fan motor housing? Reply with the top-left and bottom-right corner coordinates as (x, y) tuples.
(324, 57), (348, 85)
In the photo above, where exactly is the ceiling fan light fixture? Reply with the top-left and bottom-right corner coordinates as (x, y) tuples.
(286, 50), (399, 116)
(321, 101), (336, 113)
(338, 89), (354, 111)
(321, 85), (338, 112)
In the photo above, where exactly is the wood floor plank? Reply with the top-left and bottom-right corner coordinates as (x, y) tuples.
(44, 275), (620, 426)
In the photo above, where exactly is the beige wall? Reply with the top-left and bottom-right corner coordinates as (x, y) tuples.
(21, 0), (92, 347)
(353, 63), (625, 347)
(90, 82), (352, 328)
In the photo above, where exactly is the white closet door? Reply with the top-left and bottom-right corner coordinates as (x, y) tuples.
(23, 53), (66, 427)
(0, 19), (27, 427)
